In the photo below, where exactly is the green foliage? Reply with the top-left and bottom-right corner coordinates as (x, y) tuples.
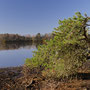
(25, 12), (89, 79)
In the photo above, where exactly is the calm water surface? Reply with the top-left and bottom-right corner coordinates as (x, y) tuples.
(0, 43), (37, 68)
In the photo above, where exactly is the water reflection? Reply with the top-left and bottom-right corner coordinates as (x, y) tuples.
(0, 42), (40, 68)
(0, 42), (40, 51)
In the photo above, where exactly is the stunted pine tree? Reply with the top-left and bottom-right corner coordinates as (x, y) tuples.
(25, 12), (90, 79)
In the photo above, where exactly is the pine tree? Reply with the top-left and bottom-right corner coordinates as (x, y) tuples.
(25, 12), (90, 79)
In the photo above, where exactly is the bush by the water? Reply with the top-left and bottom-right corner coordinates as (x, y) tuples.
(25, 12), (90, 79)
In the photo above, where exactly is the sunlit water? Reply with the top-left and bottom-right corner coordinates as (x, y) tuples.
(0, 43), (37, 68)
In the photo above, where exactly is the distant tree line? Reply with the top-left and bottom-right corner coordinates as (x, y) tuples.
(0, 33), (54, 43)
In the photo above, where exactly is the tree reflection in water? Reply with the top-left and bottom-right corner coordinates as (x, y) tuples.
(0, 42), (41, 51)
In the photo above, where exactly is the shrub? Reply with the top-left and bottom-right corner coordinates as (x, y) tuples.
(25, 12), (89, 79)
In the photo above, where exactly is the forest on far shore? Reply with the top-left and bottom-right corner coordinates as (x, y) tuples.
(0, 33), (54, 43)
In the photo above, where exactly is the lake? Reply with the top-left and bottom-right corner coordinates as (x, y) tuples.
(0, 42), (38, 68)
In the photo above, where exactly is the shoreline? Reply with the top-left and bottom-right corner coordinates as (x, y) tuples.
(0, 62), (90, 90)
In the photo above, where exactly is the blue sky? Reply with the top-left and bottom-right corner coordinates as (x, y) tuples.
(0, 0), (90, 35)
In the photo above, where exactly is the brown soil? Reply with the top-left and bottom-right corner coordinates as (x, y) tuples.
(0, 61), (90, 90)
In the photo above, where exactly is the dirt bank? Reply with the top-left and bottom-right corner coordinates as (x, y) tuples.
(0, 61), (90, 90)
